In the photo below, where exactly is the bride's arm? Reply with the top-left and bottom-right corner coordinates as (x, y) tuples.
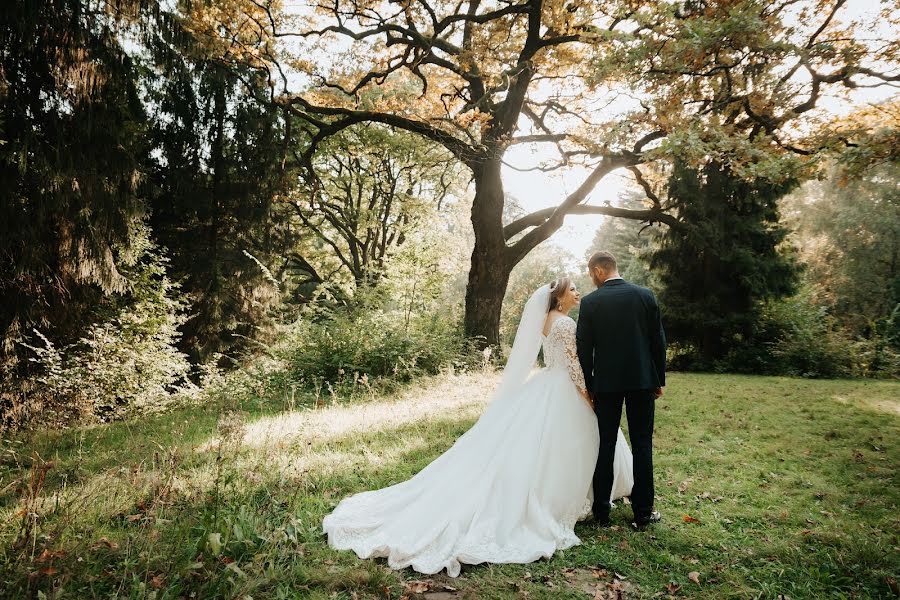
(559, 319), (594, 410)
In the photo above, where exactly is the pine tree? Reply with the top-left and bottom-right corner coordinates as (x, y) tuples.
(146, 58), (298, 362)
(0, 1), (152, 370)
(650, 161), (801, 366)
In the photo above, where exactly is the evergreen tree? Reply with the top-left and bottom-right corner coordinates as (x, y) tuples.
(650, 161), (801, 366)
(0, 1), (152, 371)
(146, 58), (297, 362)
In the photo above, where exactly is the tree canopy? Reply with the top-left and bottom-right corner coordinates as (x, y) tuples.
(189, 0), (899, 344)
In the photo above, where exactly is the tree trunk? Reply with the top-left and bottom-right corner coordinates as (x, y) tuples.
(464, 159), (512, 348)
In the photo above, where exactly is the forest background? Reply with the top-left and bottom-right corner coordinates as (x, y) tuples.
(3, 0), (898, 430)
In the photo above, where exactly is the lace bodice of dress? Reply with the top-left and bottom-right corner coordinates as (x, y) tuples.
(542, 316), (587, 396)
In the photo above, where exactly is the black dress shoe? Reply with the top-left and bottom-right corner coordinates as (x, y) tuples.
(592, 513), (612, 527)
(631, 510), (661, 530)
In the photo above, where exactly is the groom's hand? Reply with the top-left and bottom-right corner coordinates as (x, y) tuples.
(654, 387), (664, 398)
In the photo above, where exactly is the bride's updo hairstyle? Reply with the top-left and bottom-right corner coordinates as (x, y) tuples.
(548, 277), (571, 312)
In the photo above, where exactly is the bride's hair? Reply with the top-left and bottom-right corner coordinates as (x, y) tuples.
(548, 277), (571, 312)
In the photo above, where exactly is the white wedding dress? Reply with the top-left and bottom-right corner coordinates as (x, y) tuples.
(322, 287), (634, 577)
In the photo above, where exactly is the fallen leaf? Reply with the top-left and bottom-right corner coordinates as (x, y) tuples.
(682, 515), (700, 524)
(37, 549), (67, 564)
(688, 571), (701, 585)
(666, 582), (682, 594)
(150, 574), (164, 589)
(92, 537), (119, 550)
(404, 580), (432, 593)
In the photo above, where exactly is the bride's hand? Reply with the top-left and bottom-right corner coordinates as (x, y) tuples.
(580, 389), (594, 411)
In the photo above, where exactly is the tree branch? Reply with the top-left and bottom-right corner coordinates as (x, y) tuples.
(283, 96), (477, 166)
(505, 153), (633, 263)
(503, 203), (679, 240)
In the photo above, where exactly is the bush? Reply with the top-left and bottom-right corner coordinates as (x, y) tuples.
(19, 235), (193, 424)
(684, 289), (899, 379)
(276, 299), (478, 391)
(762, 292), (855, 378)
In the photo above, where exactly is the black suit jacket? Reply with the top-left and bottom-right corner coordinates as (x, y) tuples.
(576, 279), (666, 394)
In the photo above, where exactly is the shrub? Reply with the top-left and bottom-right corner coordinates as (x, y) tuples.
(708, 290), (898, 379)
(276, 300), (478, 391)
(665, 288), (900, 379)
(19, 236), (192, 424)
(762, 292), (855, 378)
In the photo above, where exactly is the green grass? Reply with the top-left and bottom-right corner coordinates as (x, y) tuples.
(1, 372), (897, 599)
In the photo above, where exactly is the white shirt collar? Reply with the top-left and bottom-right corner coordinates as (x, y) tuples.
(604, 275), (624, 282)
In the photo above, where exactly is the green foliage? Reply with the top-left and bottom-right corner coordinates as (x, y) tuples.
(783, 163), (900, 346)
(652, 160), (801, 367)
(763, 290), (857, 379)
(704, 289), (853, 378)
(270, 196), (477, 391)
(287, 124), (462, 298)
(21, 232), (192, 423)
(147, 56), (296, 363)
(685, 288), (900, 379)
(277, 298), (477, 390)
(0, 0), (154, 374)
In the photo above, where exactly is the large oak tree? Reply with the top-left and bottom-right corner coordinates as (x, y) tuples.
(195, 0), (898, 346)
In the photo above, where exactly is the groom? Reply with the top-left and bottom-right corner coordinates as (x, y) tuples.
(576, 251), (666, 529)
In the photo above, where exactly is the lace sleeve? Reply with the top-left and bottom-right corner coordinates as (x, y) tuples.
(557, 318), (587, 396)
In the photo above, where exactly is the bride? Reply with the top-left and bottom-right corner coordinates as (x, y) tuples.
(322, 278), (634, 577)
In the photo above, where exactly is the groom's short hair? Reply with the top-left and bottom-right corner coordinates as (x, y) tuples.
(588, 251), (617, 272)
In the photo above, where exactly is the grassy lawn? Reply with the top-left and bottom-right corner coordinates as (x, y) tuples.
(1, 372), (897, 599)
